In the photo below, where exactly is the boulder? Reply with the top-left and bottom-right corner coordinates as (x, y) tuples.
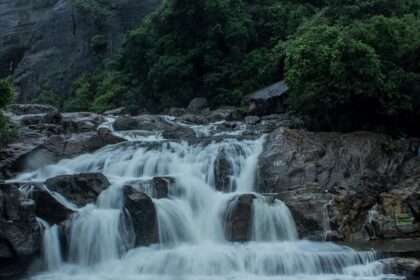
(162, 126), (196, 140)
(167, 107), (185, 117)
(113, 116), (138, 131)
(381, 258), (420, 280)
(61, 112), (106, 133)
(113, 115), (168, 132)
(214, 148), (235, 192)
(45, 173), (110, 207)
(243, 81), (288, 116)
(245, 116), (261, 125)
(152, 177), (175, 199)
(0, 183), (41, 259)
(224, 194), (256, 242)
(32, 187), (75, 225)
(186, 97), (209, 113)
(41, 110), (63, 125)
(123, 186), (158, 246)
(7, 130), (125, 173)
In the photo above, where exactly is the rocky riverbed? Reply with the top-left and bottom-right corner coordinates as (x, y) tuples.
(0, 102), (419, 279)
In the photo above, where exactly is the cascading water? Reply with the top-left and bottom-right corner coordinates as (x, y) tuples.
(13, 118), (400, 280)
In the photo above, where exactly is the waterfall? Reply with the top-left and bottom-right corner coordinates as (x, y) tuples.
(17, 118), (400, 280)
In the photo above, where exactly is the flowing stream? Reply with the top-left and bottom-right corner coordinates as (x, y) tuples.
(13, 118), (401, 280)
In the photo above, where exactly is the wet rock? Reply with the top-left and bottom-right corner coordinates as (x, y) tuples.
(103, 107), (127, 116)
(245, 116), (261, 125)
(381, 258), (420, 280)
(162, 126), (196, 140)
(243, 81), (288, 116)
(45, 173), (110, 207)
(204, 107), (240, 122)
(123, 186), (158, 246)
(258, 128), (415, 193)
(62, 112), (106, 133)
(8, 130), (125, 173)
(32, 186), (75, 225)
(0, 183), (41, 259)
(275, 184), (332, 240)
(167, 107), (185, 117)
(113, 115), (168, 132)
(41, 110), (63, 125)
(224, 194), (256, 242)
(178, 113), (208, 125)
(152, 177), (175, 199)
(214, 148), (235, 192)
(186, 97), (209, 113)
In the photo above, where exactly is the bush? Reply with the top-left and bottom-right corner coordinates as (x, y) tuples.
(0, 77), (18, 148)
(0, 77), (13, 108)
(32, 82), (59, 107)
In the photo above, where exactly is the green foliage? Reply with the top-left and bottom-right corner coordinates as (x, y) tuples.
(64, 70), (128, 113)
(0, 77), (13, 108)
(0, 77), (18, 148)
(380, 139), (402, 155)
(72, 0), (112, 18)
(91, 35), (107, 48)
(32, 83), (59, 107)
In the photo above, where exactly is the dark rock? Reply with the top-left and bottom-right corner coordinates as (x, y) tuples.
(152, 177), (175, 199)
(0, 183), (41, 259)
(41, 110), (63, 125)
(162, 126), (196, 140)
(214, 148), (235, 192)
(204, 107), (239, 122)
(113, 116), (138, 131)
(178, 114), (208, 125)
(32, 187), (75, 225)
(243, 80), (288, 116)
(62, 112), (106, 133)
(245, 116), (261, 125)
(123, 186), (158, 246)
(186, 97), (208, 113)
(113, 115), (168, 132)
(8, 130), (125, 173)
(224, 194), (256, 242)
(45, 173), (110, 207)
(381, 258), (420, 280)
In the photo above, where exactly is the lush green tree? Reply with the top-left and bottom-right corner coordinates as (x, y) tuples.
(32, 82), (59, 107)
(285, 25), (384, 127)
(0, 77), (13, 108)
(0, 77), (18, 147)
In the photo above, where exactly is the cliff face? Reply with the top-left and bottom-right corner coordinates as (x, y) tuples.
(0, 0), (161, 102)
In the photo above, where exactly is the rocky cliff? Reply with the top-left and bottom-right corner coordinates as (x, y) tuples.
(0, 0), (160, 102)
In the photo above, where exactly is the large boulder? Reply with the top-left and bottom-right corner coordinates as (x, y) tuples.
(123, 186), (158, 246)
(32, 186), (75, 225)
(186, 97), (208, 113)
(0, 183), (41, 258)
(113, 115), (168, 132)
(152, 177), (175, 199)
(258, 128), (417, 193)
(7, 130), (125, 173)
(243, 81), (288, 116)
(224, 194), (256, 242)
(381, 258), (420, 280)
(45, 173), (110, 207)
(214, 148), (235, 192)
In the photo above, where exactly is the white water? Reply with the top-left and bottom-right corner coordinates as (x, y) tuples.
(14, 118), (400, 280)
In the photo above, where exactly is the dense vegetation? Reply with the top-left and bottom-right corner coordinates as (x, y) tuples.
(63, 0), (419, 135)
(0, 77), (18, 147)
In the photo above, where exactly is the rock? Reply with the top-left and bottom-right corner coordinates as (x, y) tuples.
(123, 186), (158, 246)
(178, 113), (208, 125)
(204, 107), (240, 122)
(8, 104), (58, 115)
(32, 186), (75, 225)
(45, 173), (110, 207)
(103, 107), (127, 116)
(1, 0), (160, 102)
(0, 183), (41, 259)
(41, 110), (63, 125)
(243, 80), (288, 116)
(7, 130), (125, 173)
(162, 126), (196, 140)
(214, 148), (235, 192)
(245, 116), (261, 125)
(62, 112), (106, 133)
(258, 128), (415, 193)
(275, 184), (332, 240)
(381, 258), (420, 280)
(113, 116), (138, 131)
(186, 97), (209, 113)
(152, 177), (175, 199)
(113, 115), (168, 132)
(224, 194), (256, 242)
(167, 107), (185, 116)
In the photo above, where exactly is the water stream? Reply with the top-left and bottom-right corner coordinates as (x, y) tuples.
(13, 118), (401, 280)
